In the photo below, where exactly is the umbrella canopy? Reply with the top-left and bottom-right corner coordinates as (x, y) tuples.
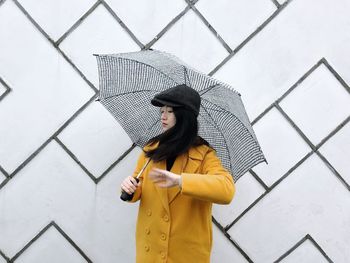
(95, 49), (266, 182)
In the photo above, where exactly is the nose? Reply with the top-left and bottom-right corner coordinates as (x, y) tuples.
(161, 112), (167, 120)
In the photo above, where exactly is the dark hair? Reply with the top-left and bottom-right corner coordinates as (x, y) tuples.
(144, 107), (209, 162)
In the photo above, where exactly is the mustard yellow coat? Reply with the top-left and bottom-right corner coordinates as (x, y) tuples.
(128, 142), (235, 263)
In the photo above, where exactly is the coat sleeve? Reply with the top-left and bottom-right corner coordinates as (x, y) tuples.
(124, 151), (145, 203)
(180, 148), (235, 204)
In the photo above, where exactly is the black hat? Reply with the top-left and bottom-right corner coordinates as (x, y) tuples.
(151, 84), (201, 116)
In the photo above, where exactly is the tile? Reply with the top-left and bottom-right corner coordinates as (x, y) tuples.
(60, 4), (140, 88)
(153, 9), (229, 74)
(252, 107), (311, 186)
(0, 140), (141, 262)
(0, 0), (94, 173)
(280, 238), (329, 263)
(58, 101), (132, 179)
(228, 154), (350, 263)
(16, 226), (87, 263)
(213, 172), (265, 228)
(279, 64), (350, 145)
(0, 141), (95, 256)
(17, 0), (96, 41)
(211, 224), (248, 263)
(196, 0), (276, 49)
(105, 0), (187, 44)
(319, 121), (350, 186)
(214, 0), (350, 120)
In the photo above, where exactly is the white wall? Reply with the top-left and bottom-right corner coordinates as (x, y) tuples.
(1, 0), (350, 262)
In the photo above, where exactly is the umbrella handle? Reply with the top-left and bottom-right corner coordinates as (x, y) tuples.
(120, 178), (140, 201)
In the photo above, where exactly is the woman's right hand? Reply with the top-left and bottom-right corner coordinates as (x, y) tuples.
(121, 176), (140, 194)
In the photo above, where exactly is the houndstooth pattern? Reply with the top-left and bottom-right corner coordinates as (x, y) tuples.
(96, 50), (266, 181)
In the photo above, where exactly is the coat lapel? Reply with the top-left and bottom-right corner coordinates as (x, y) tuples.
(167, 146), (205, 204)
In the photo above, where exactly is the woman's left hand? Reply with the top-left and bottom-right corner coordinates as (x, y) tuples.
(149, 168), (182, 188)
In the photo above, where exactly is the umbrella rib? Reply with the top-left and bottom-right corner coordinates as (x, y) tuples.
(201, 97), (265, 160)
(199, 106), (233, 174)
(100, 89), (155, 100)
(112, 56), (181, 86)
(198, 84), (220, 96)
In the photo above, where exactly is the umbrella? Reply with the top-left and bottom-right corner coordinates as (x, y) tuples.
(95, 49), (266, 182)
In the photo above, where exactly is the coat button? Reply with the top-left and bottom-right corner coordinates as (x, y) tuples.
(161, 233), (166, 241)
(163, 215), (169, 222)
(160, 252), (166, 259)
(147, 209), (152, 216)
(145, 227), (150, 235)
(145, 245), (150, 252)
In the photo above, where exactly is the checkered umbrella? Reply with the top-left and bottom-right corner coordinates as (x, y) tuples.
(95, 49), (266, 182)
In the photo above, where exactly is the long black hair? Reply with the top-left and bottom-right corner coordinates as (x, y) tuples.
(144, 107), (209, 162)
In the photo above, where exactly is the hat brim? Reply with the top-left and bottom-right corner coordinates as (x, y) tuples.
(151, 98), (183, 108)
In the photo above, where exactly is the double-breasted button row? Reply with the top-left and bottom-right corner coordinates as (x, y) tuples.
(144, 244), (150, 252)
(160, 233), (167, 241)
(160, 251), (166, 259)
(163, 214), (169, 222)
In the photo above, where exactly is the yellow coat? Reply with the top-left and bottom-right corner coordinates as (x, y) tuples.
(128, 142), (235, 263)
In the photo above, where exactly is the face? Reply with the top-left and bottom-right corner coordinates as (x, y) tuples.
(160, 106), (176, 131)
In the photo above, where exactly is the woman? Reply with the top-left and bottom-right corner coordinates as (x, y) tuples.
(121, 84), (235, 263)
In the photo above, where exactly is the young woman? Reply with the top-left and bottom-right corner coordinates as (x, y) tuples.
(121, 84), (235, 263)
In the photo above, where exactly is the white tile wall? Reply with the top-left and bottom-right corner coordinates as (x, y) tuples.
(279, 239), (329, 263)
(196, 0), (276, 49)
(17, 0), (96, 41)
(228, 154), (350, 262)
(0, 0), (94, 173)
(153, 9), (229, 73)
(57, 102), (132, 179)
(213, 173), (265, 227)
(279, 63), (350, 145)
(1, 0), (349, 262)
(319, 122), (350, 186)
(59, 4), (140, 88)
(15, 226), (87, 263)
(252, 107), (311, 186)
(105, 0), (187, 44)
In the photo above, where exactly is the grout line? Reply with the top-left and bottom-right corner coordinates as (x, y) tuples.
(249, 169), (269, 191)
(225, 151), (313, 231)
(0, 165), (9, 178)
(316, 151), (350, 191)
(12, 0), (98, 94)
(54, 137), (97, 184)
(273, 234), (334, 262)
(271, 0), (281, 8)
(209, 0), (293, 76)
(52, 221), (93, 262)
(275, 103), (316, 151)
(317, 115), (350, 149)
(185, 0), (233, 53)
(96, 143), (137, 183)
(144, 5), (192, 49)
(212, 216), (254, 262)
(55, 0), (102, 46)
(2, 95), (98, 183)
(11, 221), (92, 262)
(101, 0), (144, 49)
(322, 58), (350, 94)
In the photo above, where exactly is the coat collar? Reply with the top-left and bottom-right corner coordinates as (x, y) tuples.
(144, 141), (208, 206)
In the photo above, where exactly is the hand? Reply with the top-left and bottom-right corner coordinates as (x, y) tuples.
(121, 176), (140, 194)
(148, 168), (181, 188)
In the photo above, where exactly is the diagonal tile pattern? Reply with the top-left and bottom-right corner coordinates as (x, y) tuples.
(0, 0), (350, 262)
